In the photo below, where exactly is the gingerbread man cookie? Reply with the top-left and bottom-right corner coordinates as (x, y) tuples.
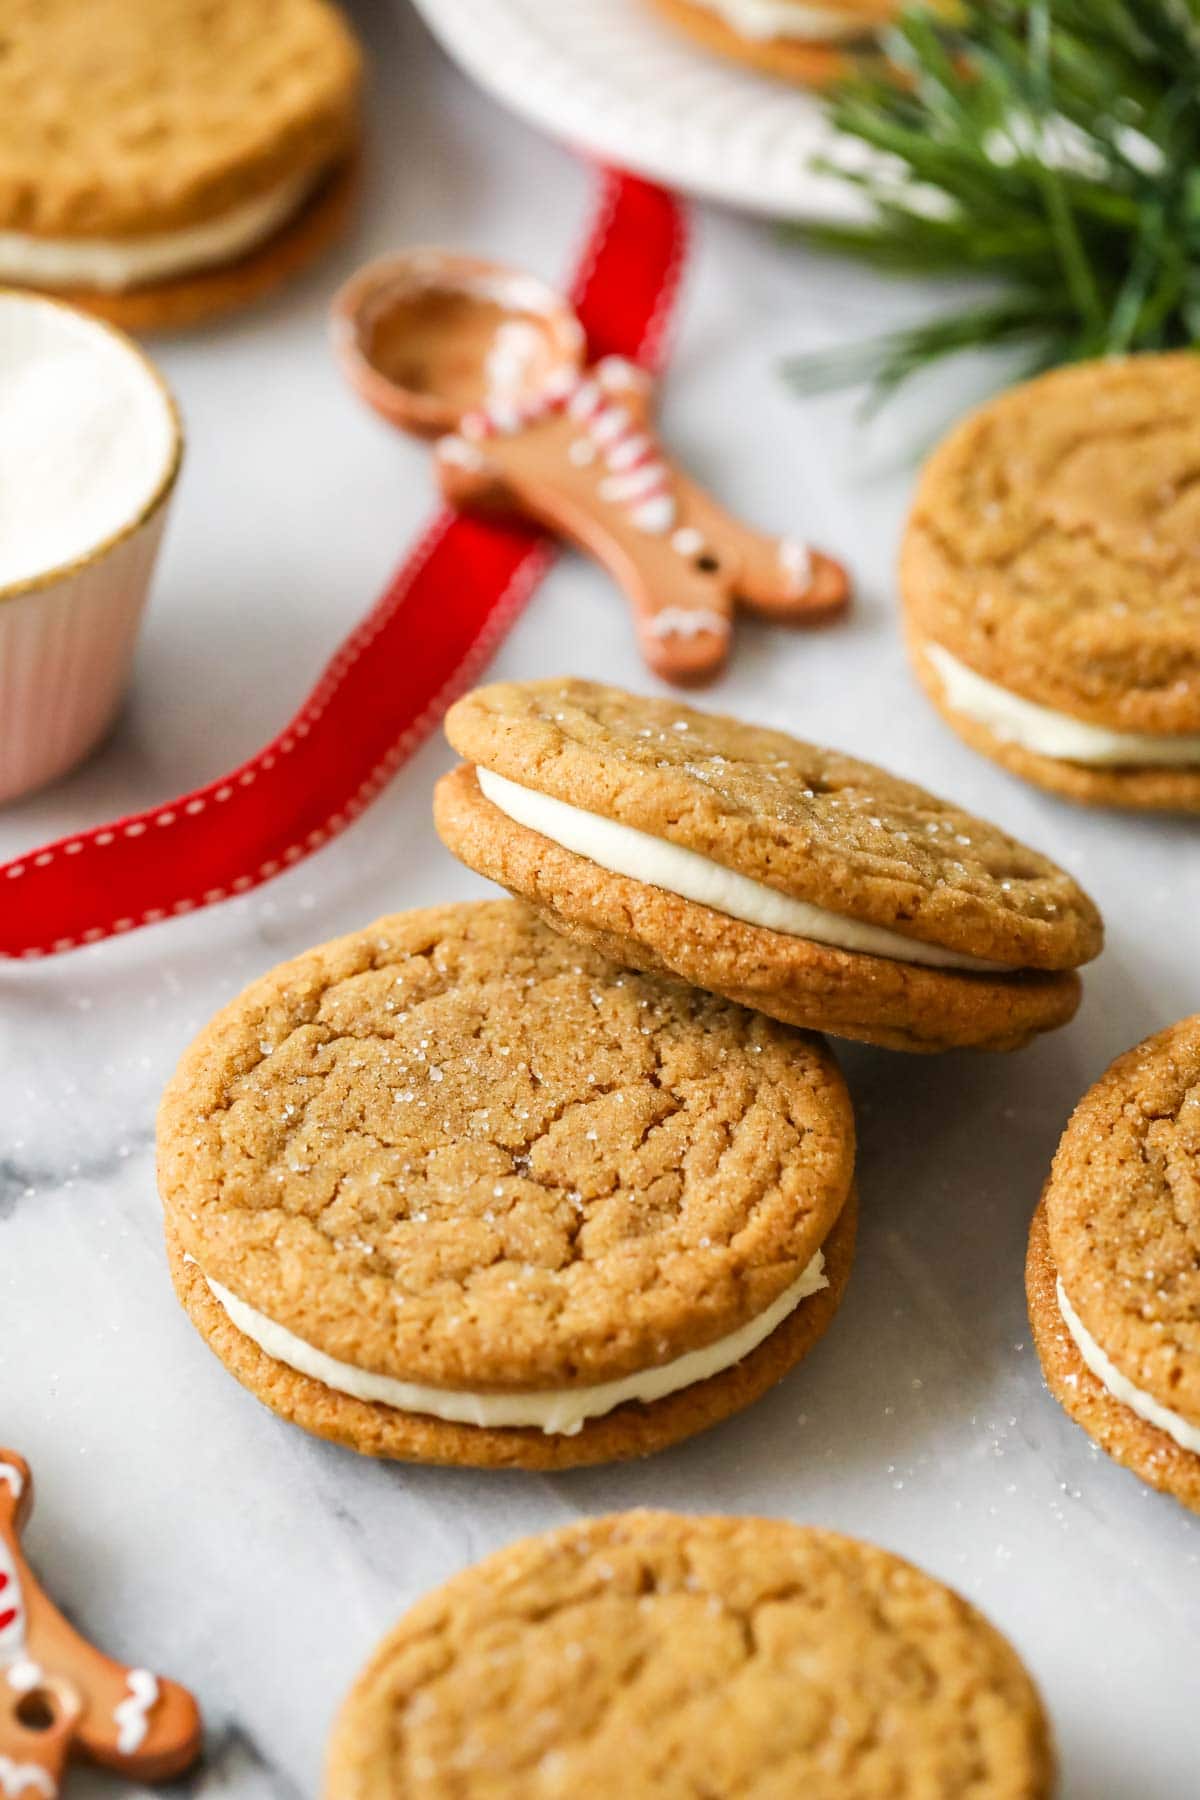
(0, 1452), (201, 1796)
(332, 250), (849, 684)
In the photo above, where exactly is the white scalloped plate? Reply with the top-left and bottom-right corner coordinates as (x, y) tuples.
(408, 0), (872, 221)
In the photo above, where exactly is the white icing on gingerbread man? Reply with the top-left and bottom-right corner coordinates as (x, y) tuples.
(114, 1670), (160, 1755)
(0, 1755), (54, 1798)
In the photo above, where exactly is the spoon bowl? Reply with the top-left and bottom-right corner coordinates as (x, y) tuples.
(331, 249), (586, 437)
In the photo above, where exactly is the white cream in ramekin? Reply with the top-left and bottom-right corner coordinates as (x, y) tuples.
(0, 291), (181, 804)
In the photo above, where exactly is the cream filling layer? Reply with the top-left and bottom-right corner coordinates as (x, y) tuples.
(1056, 1277), (1200, 1456)
(0, 168), (320, 294)
(477, 766), (1006, 974)
(686, 0), (876, 41)
(925, 643), (1200, 769)
(206, 1252), (827, 1437)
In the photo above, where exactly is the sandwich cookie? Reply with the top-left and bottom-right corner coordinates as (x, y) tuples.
(326, 1510), (1056, 1798)
(159, 901), (856, 1469)
(435, 678), (1103, 1054)
(649, 0), (897, 87)
(903, 354), (1200, 812)
(0, 0), (362, 332)
(1027, 1014), (1200, 1514)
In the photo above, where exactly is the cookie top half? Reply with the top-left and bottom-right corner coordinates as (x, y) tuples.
(326, 1510), (1055, 1799)
(158, 902), (854, 1392)
(444, 678), (1102, 971)
(903, 353), (1200, 737)
(0, 0), (361, 237)
(1045, 1012), (1200, 1428)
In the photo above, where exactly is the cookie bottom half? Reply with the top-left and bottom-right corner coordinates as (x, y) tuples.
(166, 1188), (856, 1470)
(434, 764), (1082, 1054)
(28, 155), (359, 335)
(1026, 1200), (1200, 1515)
(912, 645), (1200, 815)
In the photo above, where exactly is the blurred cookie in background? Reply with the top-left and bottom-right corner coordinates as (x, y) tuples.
(0, 0), (363, 331)
(648, 0), (898, 86)
(903, 354), (1200, 813)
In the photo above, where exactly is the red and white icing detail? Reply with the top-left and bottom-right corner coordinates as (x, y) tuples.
(0, 1541), (25, 1663)
(0, 1509), (41, 1709)
(569, 367), (677, 535)
(456, 357), (681, 537)
(446, 351), (817, 585)
(0, 1757), (54, 1799)
(0, 1471), (22, 1504)
(114, 1670), (160, 1755)
(645, 607), (730, 641)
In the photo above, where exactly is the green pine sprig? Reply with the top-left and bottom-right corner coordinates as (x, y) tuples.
(786, 0), (1200, 404)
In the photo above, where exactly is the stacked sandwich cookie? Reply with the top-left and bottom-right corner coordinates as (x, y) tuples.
(0, 0), (362, 331)
(903, 354), (1200, 813)
(1027, 1014), (1200, 1514)
(160, 902), (857, 1468)
(435, 677), (1103, 1053)
(326, 1511), (1056, 1798)
(649, 0), (898, 87)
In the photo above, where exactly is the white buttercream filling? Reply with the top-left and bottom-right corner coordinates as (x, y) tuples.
(206, 1252), (827, 1436)
(1056, 1277), (1200, 1456)
(687, 0), (876, 41)
(0, 168), (319, 294)
(925, 643), (1200, 769)
(476, 766), (1007, 974)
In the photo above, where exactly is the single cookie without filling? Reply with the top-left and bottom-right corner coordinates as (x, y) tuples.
(1027, 1014), (1200, 1514)
(0, 0), (362, 330)
(649, 0), (897, 87)
(325, 1510), (1056, 1798)
(903, 354), (1200, 812)
(158, 901), (857, 1468)
(435, 678), (1103, 1054)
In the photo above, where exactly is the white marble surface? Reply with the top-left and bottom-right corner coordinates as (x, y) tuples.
(2, 5), (1198, 1795)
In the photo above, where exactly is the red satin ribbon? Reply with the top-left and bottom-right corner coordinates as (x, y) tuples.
(0, 171), (687, 960)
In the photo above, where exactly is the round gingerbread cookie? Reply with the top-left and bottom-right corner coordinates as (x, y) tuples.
(158, 900), (857, 1469)
(435, 677), (1102, 1054)
(902, 354), (1200, 812)
(648, 0), (895, 88)
(1027, 1013), (1200, 1514)
(0, 0), (362, 330)
(326, 1510), (1056, 1798)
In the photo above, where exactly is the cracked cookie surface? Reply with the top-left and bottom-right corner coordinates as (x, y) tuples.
(326, 1510), (1056, 1798)
(903, 353), (1200, 738)
(158, 901), (855, 1392)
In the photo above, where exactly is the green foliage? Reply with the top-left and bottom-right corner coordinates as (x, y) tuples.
(786, 0), (1200, 401)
